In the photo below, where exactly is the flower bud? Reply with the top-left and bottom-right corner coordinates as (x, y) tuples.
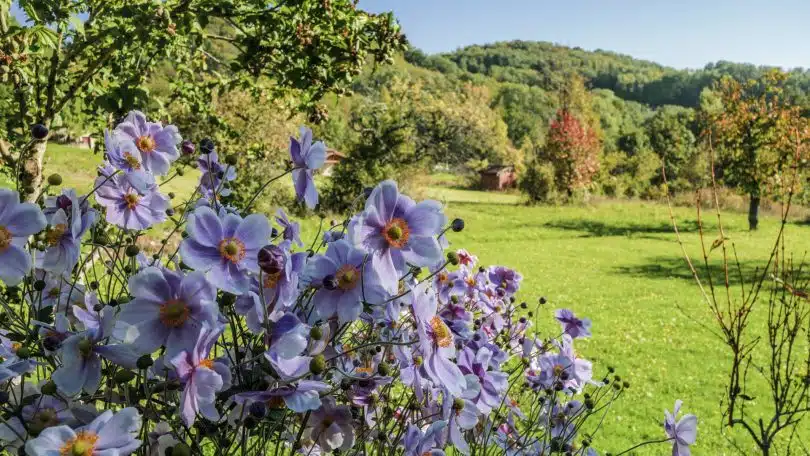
(15, 347), (30, 359)
(309, 326), (323, 340)
(114, 370), (136, 384)
(249, 401), (267, 419)
(136, 355), (154, 370)
(451, 218), (465, 232)
(452, 398), (465, 411)
(31, 123), (49, 139)
(47, 174), (62, 186)
(225, 155), (238, 166)
(258, 245), (285, 275)
(41, 380), (57, 396)
(200, 138), (215, 154)
(377, 362), (391, 376)
(33, 279), (46, 291)
(125, 245), (140, 257)
(309, 354), (326, 375)
(539, 296), (547, 305)
(171, 443), (192, 456)
(446, 251), (459, 266)
(181, 140), (196, 155)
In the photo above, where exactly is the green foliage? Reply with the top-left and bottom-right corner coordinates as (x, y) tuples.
(519, 160), (556, 204)
(0, 0), (406, 198)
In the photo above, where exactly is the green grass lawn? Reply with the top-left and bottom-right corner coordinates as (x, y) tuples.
(6, 148), (808, 454)
(424, 186), (810, 455)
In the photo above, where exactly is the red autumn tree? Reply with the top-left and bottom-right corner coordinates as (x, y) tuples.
(547, 108), (601, 193)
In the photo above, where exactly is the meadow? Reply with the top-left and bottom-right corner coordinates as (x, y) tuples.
(26, 145), (810, 454)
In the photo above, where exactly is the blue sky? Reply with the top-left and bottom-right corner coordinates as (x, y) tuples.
(359, 0), (810, 69)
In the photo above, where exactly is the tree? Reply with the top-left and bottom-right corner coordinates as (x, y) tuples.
(543, 75), (602, 196)
(702, 71), (804, 230)
(646, 105), (702, 191)
(0, 0), (405, 199)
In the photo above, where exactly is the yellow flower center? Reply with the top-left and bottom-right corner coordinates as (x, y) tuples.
(382, 218), (410, 249)
(437, 271), (449, 284)
(218, 238), (246, 263)
(11, 342), (21, 353)
(429, 316), (453, 348)
(553, 364), (565, 377)
(45, 224), (67, 247)
(335, 264), (360, 291)
(159, 299), (190, 328)
(123, 193), (140, 210)
(60, 430), (99, 456)
(0, 226), (11, 252)
(199, 358), (215, 369)
(466, 276), (476, 287)
(136, 135), (156, 153)
(123, 152), (141, 169)
(263, 271), (282, 289)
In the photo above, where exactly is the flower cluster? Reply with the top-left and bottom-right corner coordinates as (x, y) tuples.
(0, 111), (697, 456)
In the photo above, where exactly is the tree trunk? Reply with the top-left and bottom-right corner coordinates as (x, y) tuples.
(22, 138), (48, 202)
(748, 194), (760, 231)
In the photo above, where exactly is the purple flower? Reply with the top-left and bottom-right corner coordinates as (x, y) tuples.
(232, 380), (330, 414)
(170, 324), (230, 427)
(289, 126), (326, 208)
(197, 150), (236, 199)
(26, 269), (85, 314)
(52, 303), (139, 395)
(25, 407), (142, 456)
(487, 266), (522, 296)
(442, 396), (479, 455)
(403, 421), (447, 456)
(0, 391), (76, 446)
(664, 400), (697, 456)
(114, 267), (220, 358)
(457, 346), (508, 414)
(412, 284), (466, 397)
(526, 337), (593, 393)
(94, 165), (169, 230)
(40, 190), (96, 274)
(555, 309), (592, 339)
(304, 397), (355, 452)
(179, 206), (270, 294)
(302, 239), (388, 323)
(275, 208), (303, 247)
(103, 129), (155, 192)
(349, 180), (446, 293)
(0, 189), (46, 285)
(114, 110), (182, 175)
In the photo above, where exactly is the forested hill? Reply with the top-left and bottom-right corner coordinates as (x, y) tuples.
(404, 40), (810, 108)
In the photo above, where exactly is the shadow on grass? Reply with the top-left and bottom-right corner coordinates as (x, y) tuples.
(543, 219), (700, 238)
(614, 254), (810, 288)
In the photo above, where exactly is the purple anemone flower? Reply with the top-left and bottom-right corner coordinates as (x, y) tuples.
(114, 267), (220, 359)
(457, 346), (508, 414)
(664, 400), (698, 456)
(275, 208), (303, 247)
(349, 180), (446, 293)
(411, 284), (466, 397)
(103, 129), (155, 192)
(0, 391), (76, 447)
(94, 165), (169, 231)
(170, 323), (231, 427)
(555, 309), (592, 339)
(113, 110), (182, 175)
(301, 239), (388, 323)
(441, 396), (479, 456)
(232, 380), (330, 414)
(304, 397), (355, 452)
(52, 303), (139, 396)
(487, 266), (522, 296)
(403, 421), (447, 456)
(25, 407), (142, 456)
(197, 150), (236, 199)
(40, 190), (96, 274)
(0, 189), (46, 285)
(289, 126), (326, 208)
(179, 206), (270, 295)
(26, 269), (85, 314)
